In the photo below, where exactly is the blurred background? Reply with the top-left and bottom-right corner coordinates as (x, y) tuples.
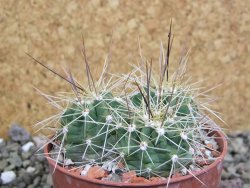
(0, 0), (249, 138)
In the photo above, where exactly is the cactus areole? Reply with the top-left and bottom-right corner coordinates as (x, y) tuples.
(34, 25), (227, 188)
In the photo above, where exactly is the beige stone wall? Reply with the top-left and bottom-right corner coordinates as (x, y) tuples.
(0, 0), (249, 137)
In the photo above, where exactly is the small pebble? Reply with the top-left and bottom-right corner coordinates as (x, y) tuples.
(22, 160), (30, 168)
(22, 142), (35, 152)
(33, 176), (41, 186)
(26, 166), (36, 173)
(1, 149), (9, 158)
(8, 153), (22, 167)
(22, 152), (32, 160)
(5, 164), (16, 171)
(0, 160), (8, 171)
(6, 142), (20, 152)
(1, 171), (16, 184)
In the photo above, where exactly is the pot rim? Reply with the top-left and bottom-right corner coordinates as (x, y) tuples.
(44, 130), (227, 187)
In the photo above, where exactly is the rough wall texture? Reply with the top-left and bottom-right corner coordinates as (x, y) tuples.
(0, 0), (249, 137)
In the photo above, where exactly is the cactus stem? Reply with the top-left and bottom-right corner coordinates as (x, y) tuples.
(128, 148), (141, 157)
(96, 122), (108, 136)
(156, 158), (172, 169)
(87, 126), (118, 142)
(155, 135), (161, 145)
(90, 146), (101, 157)
(145, 149), (155, 166)
(147, 145), (171, 152)
(162, 135), (189, 153)
(109, 132), (129, 151)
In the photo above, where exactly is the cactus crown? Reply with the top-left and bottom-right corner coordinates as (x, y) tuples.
(34, 27), (223, 183)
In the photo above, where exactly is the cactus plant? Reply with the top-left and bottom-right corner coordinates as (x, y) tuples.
(32, 26), (225, 186)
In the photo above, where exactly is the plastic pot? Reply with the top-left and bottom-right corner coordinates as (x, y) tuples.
(44, 130), (227, 188)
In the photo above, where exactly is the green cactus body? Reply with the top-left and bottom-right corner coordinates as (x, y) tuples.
(60, 92), (119, 162)
(58, 84), (198, 177)
(111, 86), (195, 177)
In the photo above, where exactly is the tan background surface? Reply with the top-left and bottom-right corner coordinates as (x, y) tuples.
(0, 0), (249, 137)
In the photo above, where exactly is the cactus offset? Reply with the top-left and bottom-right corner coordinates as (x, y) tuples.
(61, 93), (114, 162)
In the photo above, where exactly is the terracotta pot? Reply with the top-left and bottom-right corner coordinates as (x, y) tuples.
(44, 130), (227, 188)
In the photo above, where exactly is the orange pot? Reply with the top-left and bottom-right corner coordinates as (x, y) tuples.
(44, 130), (227, 188)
